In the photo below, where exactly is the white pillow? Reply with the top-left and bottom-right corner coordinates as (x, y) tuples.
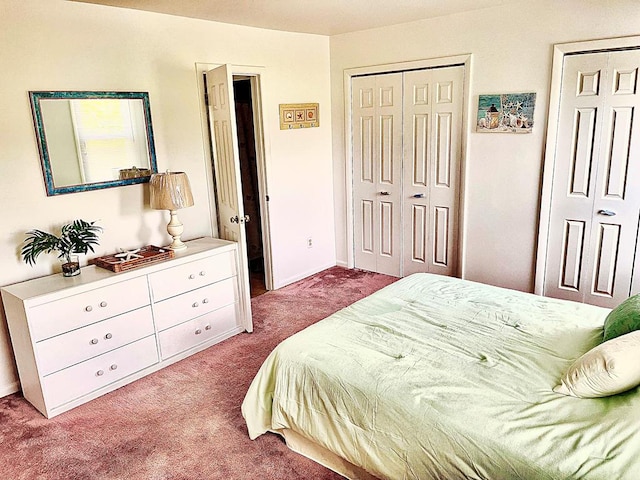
(553, 330), (640, 398)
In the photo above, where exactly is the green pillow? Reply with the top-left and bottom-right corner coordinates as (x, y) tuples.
(603, 294), (640, 342)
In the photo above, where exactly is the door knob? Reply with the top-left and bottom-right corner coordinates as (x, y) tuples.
(413, 193), (425, 198)
(230, 215), (251, 224)
(380, 191), (390, 196)
(598, 209), (616, 216)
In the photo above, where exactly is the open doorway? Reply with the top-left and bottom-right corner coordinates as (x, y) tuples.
(201, 64), (273, 302)
(232, 77), (267, 297)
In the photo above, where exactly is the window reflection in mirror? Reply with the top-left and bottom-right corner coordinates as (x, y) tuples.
(30, 91), (157, 196)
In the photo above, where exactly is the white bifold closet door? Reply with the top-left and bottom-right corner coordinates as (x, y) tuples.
(544, 50), (640, 307)
(352, 66), (463, 277)
(402, 67), (463, 276)
(352, 73), (403, 277)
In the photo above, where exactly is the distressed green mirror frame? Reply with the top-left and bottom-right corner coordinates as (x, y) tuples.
(30, 91), (158, 196)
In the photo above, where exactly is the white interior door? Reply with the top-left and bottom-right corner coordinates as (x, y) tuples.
(352, 73), (403, 276)
(206, 65), (253, 330)
(544, 50), (640, 307)
(402, 66), (463, 276)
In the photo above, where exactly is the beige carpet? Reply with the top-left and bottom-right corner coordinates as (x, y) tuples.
(0, 267), (396, 479)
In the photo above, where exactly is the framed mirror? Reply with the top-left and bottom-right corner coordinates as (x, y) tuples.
(29, 91), (158, 196)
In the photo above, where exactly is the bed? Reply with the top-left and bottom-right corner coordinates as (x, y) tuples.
(241, 274), (640, 479)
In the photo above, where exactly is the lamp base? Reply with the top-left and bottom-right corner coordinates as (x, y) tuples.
(167, 239), (188, 251)
(166, 210), (188, 251)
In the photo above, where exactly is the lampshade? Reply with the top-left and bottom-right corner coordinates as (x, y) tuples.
(149, 171), (194, 251)
(150, 171), (194, 211)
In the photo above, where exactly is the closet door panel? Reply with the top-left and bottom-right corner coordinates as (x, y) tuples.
(380, 115), (396, 184)
(434, 112), (452, 187)
(353, 74), (402, 276)
(410, 114), (429, 187)
(353, 77), (378, 273)
(410, 205), (428, 264)
(544, 52), (608, 303)
(585, 50), (640, 305)
(433, 206), (450, 267)
(560, 219), (586, 291)
(374, 74), (403, 276)
(403, 66), (463, 276)
(545, 50), (640, 307)
(428, 68), (463, 276)
(403, 72), (431, 275)
(359, 117), (374, 183)
(592, 223), (621, 296)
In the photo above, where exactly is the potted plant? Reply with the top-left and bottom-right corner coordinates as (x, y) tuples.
(21, 220), (102, 277)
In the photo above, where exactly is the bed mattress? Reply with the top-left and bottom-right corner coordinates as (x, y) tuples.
(242, 274), (640, 479)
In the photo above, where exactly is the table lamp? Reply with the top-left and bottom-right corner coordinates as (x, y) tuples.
(150, 171), (194, 251)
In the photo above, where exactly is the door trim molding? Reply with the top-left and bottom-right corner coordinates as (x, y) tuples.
(534, 35), (640, 296)
(343, 54), (472, 276)
(232, 67), (275, 292)
(196, 62), (222, 239)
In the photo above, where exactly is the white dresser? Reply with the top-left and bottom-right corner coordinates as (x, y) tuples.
(1, 237), (251, 418)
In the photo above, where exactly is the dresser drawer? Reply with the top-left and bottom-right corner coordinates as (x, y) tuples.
(29, 276), (150, 342)
(148, 251), (236, 302)
(158, 303), (239, 359)
(152, 277), (236, 331)
(42, 335), (158, 409)
(36, 306), (155, 376)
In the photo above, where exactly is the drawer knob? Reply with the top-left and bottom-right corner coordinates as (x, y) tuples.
(100, 301), (108, 308)
(85, 305), (93, 312)
(195, 329), (202, 335)
(110, 364), (118, 371)
(202, 298), (209, 304)
(199, 271), (206, 276)
(96, 370), (104, 376)
(192, 302), (199, 308)
(205, 324), (212, 331)
(105, 333), (113, 340)
(90, 338), (99, 345)
(189, 274), (196, 280)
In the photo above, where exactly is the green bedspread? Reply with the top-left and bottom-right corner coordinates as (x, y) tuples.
(242, 274), (640, 479)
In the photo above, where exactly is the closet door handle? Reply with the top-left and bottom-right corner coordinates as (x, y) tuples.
(412, 193), (425, 198)
(379, 191), (390, 196)
(598, 209), (616, 216)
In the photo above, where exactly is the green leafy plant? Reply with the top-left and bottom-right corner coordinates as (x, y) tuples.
(21, 220), (103, 266)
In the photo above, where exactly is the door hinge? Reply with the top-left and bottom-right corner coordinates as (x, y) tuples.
(266, 195), (270, 202)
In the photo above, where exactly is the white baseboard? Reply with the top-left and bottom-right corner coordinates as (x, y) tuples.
(0, 380), (20, 398)
(274, 261), (338, 290)
(335, 260), (349, 268)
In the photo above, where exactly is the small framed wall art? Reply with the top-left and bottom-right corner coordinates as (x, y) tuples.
(279, 103), (319, 129)
(476, 92), (536, 133)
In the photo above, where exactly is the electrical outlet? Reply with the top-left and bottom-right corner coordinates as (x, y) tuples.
(307, 237), (313, 248)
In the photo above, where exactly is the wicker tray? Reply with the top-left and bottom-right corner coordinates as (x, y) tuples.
(91, 245), (174, 273)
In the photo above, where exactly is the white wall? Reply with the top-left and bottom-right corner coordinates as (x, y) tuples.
(330, 0), (640, 292)
(0, 0), (334, 395)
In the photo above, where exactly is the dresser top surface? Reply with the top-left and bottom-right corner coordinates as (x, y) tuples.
(1, 237), (236, 301)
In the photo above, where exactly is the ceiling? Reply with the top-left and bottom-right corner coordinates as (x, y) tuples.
(71, 0), (510, 36)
